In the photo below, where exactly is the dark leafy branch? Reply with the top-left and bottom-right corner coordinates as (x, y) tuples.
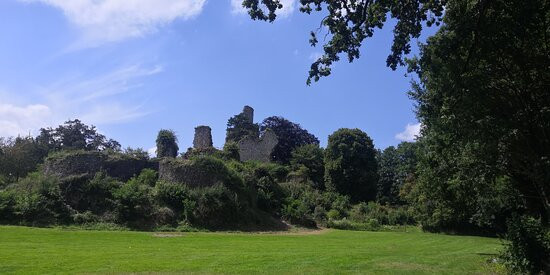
(242, 0), (446, 84)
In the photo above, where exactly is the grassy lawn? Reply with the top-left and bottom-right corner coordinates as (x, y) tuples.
(0, 226), (502, 274)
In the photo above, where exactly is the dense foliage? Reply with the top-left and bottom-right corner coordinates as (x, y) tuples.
(260, 116), (319, 163)
(0, 137), (48, 182)
(242, 0), (549, 272)
(156, 129), (179, 158)
(404, 0), (550, 271)
(324, 128), (378, 203)
(37, 119), (120, 152)
(377, 142), (418, 205)
(241, 0), (445, 84)
(289, 144), (325, 189)
(225, 113), (260, 143)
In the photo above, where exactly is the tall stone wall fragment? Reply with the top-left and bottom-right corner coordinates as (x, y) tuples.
(193, 125), (213, 149)
(43, 151), (157, 181)
(237, 129), (278, 162)
(242, 105), (254, 124)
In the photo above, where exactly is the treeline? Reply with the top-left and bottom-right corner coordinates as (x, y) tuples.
(0, 108), (548, 272)
(0, 118), (417, 231)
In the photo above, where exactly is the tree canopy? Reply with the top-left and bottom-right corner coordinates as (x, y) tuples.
(241, 0), (445, 84)
(324, 128), (378, 203)
(377, 142), (418, 205)
(226, 113), (260, 143)
(36, 119), (120, 152)
(260, 116), (319, 163)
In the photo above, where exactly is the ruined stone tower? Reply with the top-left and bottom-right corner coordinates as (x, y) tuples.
(193, 126), (213, 149)
(242, 105), (254, 124)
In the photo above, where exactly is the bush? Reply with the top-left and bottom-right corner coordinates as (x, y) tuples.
(501, 215), (550, 274)
(134, 169), (157, 186)
(281, 198), (316, 227)
(236, 161), (288, 213)
(348, 202), (415, 226)
(59, 172), (120, 215)
(154, 180), (190, 211)
(188, 184), (245, 228)
(114, 173), (155, 228)
(0, 189), (16, 223)
(278, 182), (351, 227)
(11, 172), (71, 225)
(256, 176), (285, 214)
(222, 142), (240, 161)
(327, 218), (381, 231)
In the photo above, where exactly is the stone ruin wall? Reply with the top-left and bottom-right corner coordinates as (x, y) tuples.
(237, 129), (278, 162)
(193, 126), (213, 149)
(43, 151), (157, 182)
(242, 105), (254, 124)
(158, 159), (221, 188)
(43, 105), (278, 187)
(229, 105), (279, 162)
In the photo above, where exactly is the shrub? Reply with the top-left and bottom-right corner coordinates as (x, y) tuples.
(256, 176), (285, 213)
(327, 219), (381, 231)
(348, 201), (415, 226)
(222, 142), (240, 161)
(72, 211), (99, 224)
(11, 172), (71, 225)
(501, 215), (550, 274)
(134, 168), (157, 186)
(281, 198), (316, 227)
(59, 172), (120, 215)
(327, 209), (341, 221)
(188, 184), (245, 229)
(237, 161), (288, 213)
(0, 189), (16, 223)
(154, 180), (190, 211)
(114, 174), (155, 227)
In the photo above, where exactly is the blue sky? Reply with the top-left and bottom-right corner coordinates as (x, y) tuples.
(0, 0), (433, 154)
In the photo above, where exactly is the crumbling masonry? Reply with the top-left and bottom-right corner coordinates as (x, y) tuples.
(234, 106), (278, 162)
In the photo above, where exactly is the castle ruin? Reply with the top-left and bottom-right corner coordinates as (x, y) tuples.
(242, 105), (254, 124)
(43, 105), (278, 189)
(193, 126), (213, 149)
(228, 105), (278, 162)
(237, 129), (278, 162)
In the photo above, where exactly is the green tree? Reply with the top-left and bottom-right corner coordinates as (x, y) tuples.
(156, 130), (179, 158)
(289, 144), (325, 189)
(0, 136), (48, 182)
(260, 116), (319, 163)
(225, 113), (259, 143)
(324, 128), (378, 202)
(377, 142), (418, 205)
(406, 0), (549, 271)
(36, 119), (120, 151)
(241, 0), (445, 84)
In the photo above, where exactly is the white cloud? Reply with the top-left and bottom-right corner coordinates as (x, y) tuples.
(395, 123), (421, 142)
(0, 104), (52, 137)
(20, 0), (206, 47)
(147, 147), (157, 158)
(231, 0), (296, 17)
(0, 64), (161, 138)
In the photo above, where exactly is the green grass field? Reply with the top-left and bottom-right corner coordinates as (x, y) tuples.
(0, 226), (502, 274)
